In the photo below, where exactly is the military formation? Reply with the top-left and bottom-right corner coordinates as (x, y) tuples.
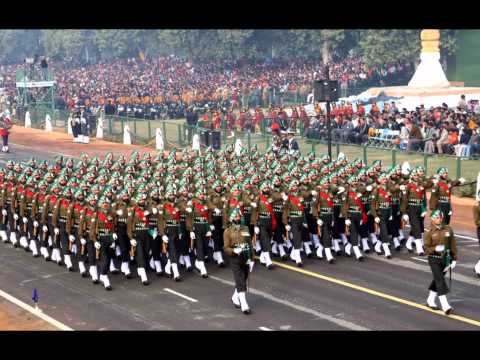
(0, 145), (470, 315)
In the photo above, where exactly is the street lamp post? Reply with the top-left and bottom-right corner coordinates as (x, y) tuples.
(325, 65), (332, 159)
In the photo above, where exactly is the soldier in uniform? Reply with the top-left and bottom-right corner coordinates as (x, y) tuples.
(127, 193), (151, 285)
(340, 176), (365, 261)
(208, 179), (226, 267)
(159, 187), (183, 281)
(283, 180), (307, 267)
(474, 193), (480, 277)
(424, 210), (457, 315)
(224, 207), (255, 314)
(52, 187), (75, 271)
(400, 169), (426, 256)
(114, 190), (133, 279)
(71, 190), (88, 277)
(186, 188), (211, 278)
(430, 167), (465, 225)
(81, 195), (100, 284)
(312, 177), (335, 263)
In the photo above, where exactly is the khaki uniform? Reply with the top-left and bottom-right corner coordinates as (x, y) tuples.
(223, 224), (254, 292)
(429, 179), (460, 225)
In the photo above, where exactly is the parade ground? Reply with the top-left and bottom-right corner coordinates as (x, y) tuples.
(0, 126), (479, 331)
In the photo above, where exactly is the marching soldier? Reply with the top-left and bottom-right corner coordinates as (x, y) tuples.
(127, 193), (151, 285)
(71, 190), (88, 277)
(52, 187), (75, 271)
(147, 188), (163, 276)
(340, 176), (365, 261)
(80, 195), (100, 284)
(114, 190), (133, 279)
(90, 196), (115, 290)
(312, 177), (335, 263)
(424, 210), (457, 315)
(224, 207), (255, 314)
(430, 167), (465, 225)
(400, 169), (426, 256)
(208, 179), (226, 267)
(159, 188), (182, 281)
(283, 180), (307, 267)
(474, 193), (480, 277)
(186, 188), (211, 278)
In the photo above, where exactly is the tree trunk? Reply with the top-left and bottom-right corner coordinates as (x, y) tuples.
(322, 40), (329, 65)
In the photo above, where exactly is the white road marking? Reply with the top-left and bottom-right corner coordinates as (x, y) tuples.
(412, 257), (428, 263)
(0, 288), (73, 331)
(259, 326), (273, 331)
(164, 288), (198, 303)
(466, 244), (479, 247)
(9, 142), (72, 158)
(208, 275), (369, 330)
(458, 240), (478, 244)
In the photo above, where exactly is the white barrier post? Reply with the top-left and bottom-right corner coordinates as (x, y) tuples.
(96, 118), (103, 139)
(234, 139), (243, 156)
(45, 114), (52, 132)
(24, 111), (31, 128)
(67, 116), (73, 135)
(123, 124), (132, 145)
(156, 128), (164, 151)
(192, 133), (200, 151)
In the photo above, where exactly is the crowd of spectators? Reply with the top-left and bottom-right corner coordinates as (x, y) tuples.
(0, 54), (413, 120)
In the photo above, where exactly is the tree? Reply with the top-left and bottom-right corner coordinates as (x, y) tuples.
(288, 30), (345, 63)
(0, 30), (42, 64)
(41, 30), (89, 61)
(158, 30), (219, 62)
(215, 30), (254, 60)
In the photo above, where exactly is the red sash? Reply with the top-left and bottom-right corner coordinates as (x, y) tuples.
(408, 183), (424, 198)
(164, 202), (180, 221)
(348, 191), (368, 224)
(438, 181), (451, 200)
(259, 194), (277, 231)
(229, 197), (244, 214)
(49, 195), (58, 205)
(17, 186), (24, 194)
(134, 207), (149, 226)
(97, 211), (113, 231)
(193, 201), (209, 219)
(61, 199), (70, 209)
(74, 203), (83, 214)
(85, 209), (94, 218)
(288, 195), (305, 211)
(319, 192), (333, 208)
(37, 193), (46, 203)
(25, 190), (34, 198)
(377, 187), (391, 203)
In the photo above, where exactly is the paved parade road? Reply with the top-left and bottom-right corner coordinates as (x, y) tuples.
(0, 141), (479, 331)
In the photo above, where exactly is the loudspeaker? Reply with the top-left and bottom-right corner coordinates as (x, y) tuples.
(211, 131), (221, 150)
(313, 80), (339, 102)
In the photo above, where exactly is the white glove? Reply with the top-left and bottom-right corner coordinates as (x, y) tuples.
(110, 242), (116, 249)
(285, 225), (291, 232)
(54, 228), (60, 235)
(247, 259), (254, 272)
(130, 239), (137, 247)
(317, 219), (323, 226)
(366, 185), (373, 192)
(303, 223), (308, 228)
(337, 186), (345, 194)
(33, 221), (39, 228)
(112, 233), (118, 240)
(190, 232), (196, 239)
(421, 211), (427, 218)
(116, 209), (123, 216)
(311, 190), (317, 196)
(233, 247), (242, 255)
(214, 208), (222, 215)
(399, 185), (406, 191)
(448, 211), (452, 216)
(144, 210), (150, 216)
(282, 193), (288, 201)
(185, 207), (192, 213)
(206, 231), (212, 237)
(80, 238), (87, 245)
(69, 235), (75, 242)
(13, 214), (19, 220)
(187, 200), (193, 206)
(210, 225), (215, 231)
(94, 242), (101, 250)
(432, 178), (439, 184)
(435, 245), (445, 252)
(374, 217), (380, 224)
(22, 217), (28, 224)
(1, 209), (7, 216)
(250, 202), (257, 208)
(345, 219), (351, 226)
(459, 177), (466, 184)
(450, 260), (457, 270)
(162, 235), (169, 243)
(152, 207), (158, 215)
(42, 225), (48, 232)
(254, 226), (260, 235)
(402, 214), (409, 222)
